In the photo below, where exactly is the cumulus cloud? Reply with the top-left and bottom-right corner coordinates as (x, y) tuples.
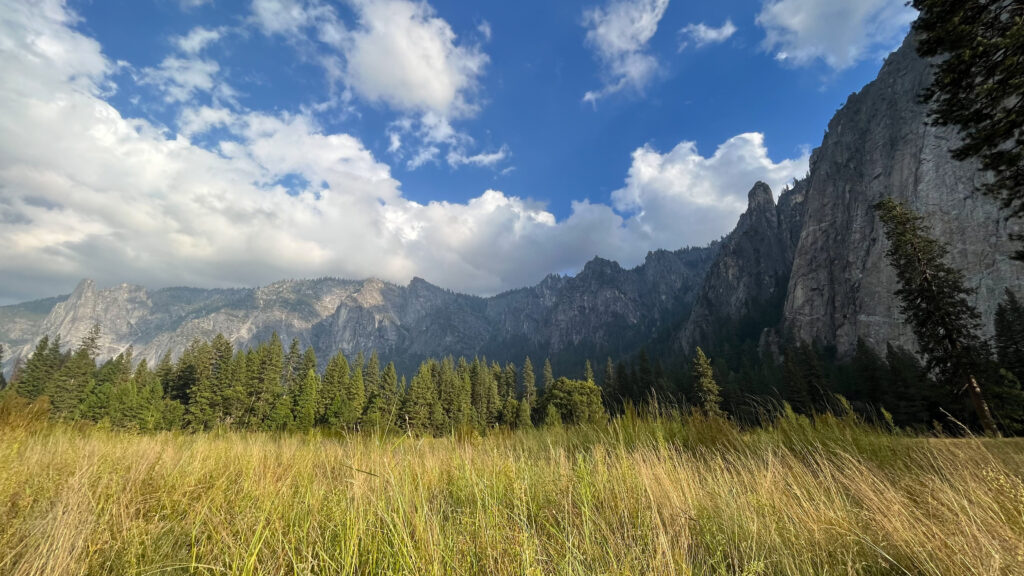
(174, 26), (223, 54)
(756, 0), (917, 70)
(0, 0), (808, 305)
(582, 0), (670, 105)
(611, 134), (809, 248)
(248, 0), (498, 170)
(679, 19), (736, 51)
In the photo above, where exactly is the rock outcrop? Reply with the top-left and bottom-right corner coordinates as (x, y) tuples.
(782, 35), (1023, 355)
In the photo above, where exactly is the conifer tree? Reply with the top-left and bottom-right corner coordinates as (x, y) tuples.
(344, 354), (365, 428)
(875, 198), (1000, 435)
(501, 394), (518, 428)
(293, 368), (318, 432)
(995, 289), (1024, 381)
(320, 352), (350, 426)
(584, 359), (594, 384)
(516, 397), (532, 429)
(521, 356), (537, 410)
(691, 347), (723, 416)
(15, 335), (57, 400)
(49, 342), (96, 417)
(542, 358), (554, 395)
(912, 0), (1024, 257)
(402, 361), (439, 433)
(601, 357), (618, 413)
(0, 344), (6, 390)
(283, 338), (302, 390)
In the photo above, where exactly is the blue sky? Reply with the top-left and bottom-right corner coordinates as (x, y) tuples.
(0, 0), (916, 303)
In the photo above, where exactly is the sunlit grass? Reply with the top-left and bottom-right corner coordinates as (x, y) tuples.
(1, 402), (1022, 575)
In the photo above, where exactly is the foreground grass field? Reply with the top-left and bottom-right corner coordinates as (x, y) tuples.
(1, 404), (1023, 575)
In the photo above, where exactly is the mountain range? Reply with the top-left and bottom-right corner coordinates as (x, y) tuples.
(2, 34), (1022, 378)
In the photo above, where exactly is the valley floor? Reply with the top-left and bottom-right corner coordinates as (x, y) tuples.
(1, 410), (1023, 575)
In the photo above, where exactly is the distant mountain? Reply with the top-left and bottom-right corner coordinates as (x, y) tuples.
(3, 33), (1022, 379)
(0, 247), (717, 377)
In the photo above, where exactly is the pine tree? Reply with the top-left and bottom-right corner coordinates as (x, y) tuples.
(501, 394), (518, 428)
(995, 289), (1024, 381)
(912, 0), (1024, 257)
(516, 397), (532, 429)
(851, 339), (888, 409)
(293, 369), (318, 433)
(584, 359), (594, 384)
(345, 353), (366, 428)
(283, 338), (302, 391)
(691, 347), (723, 416)
(542, 358), (554, 395)
(15, 335), (58, 400)
(0, 344), (6, 390)
(601, 357), (618, 413)
(49, 344), (96, 417)
(875, 198), (1000, 436)
(320, 352), (350, 426)
(402, 361), (439, 433)
(521, 357), (537, 410)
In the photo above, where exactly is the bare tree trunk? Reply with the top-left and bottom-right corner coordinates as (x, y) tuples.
(967, 375), (1001, 437)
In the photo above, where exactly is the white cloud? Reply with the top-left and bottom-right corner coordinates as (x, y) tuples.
(611, 134), (809, 248)
(248, 0), (495, 170)
(175, 26), (223, 54)
(0, 0), (808, 305)
(756, 0), (917, 70)
(679, 19), (736, 51)
(582, 0), (670, 105)
(140, 56), (227, 103)
(343, 0), (487, 117)
(447, 145), (509, 168)
(477, 20), (492, 42)
(250, 0), (322, 36)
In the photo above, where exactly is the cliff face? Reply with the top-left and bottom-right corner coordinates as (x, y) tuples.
(0, 246), (716, 375)
(679, 180), (806, 351)
(782, 35), (1024, 355)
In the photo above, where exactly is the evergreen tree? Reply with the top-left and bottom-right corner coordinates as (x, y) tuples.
(691, 347), (723, 416)
(516, 397), (532, 429)
(851, 339), (888, 409)
(995, 289), (1024, 381)
(283, 338), (302, 390)
(15, 335), (59, 400)
(912, 0), (1024, 257)
(501, 394), (518, 428)
(542, 358), (554, 395)
(875, 198), (1000, 435)
(521, 356), (537, 410)
(293, 368), (318, 433)
(266, 393), (293, 432)
(584, 359), (594, 384)
(637, 350), (655, 401)
(601, 357), (618, 413)
(49, 344), (96, 417)
(0, 344), (6, 390)
(343, 354), (365, 428)
(364, 351), (381, 399)
(320, 352), (350, 426)
(402, 361), (440, 433)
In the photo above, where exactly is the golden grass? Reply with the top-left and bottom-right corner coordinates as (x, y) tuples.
(1, 408), (1023, 575)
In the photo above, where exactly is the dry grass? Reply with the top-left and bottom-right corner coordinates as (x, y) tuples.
(1, 405), (1023, 575)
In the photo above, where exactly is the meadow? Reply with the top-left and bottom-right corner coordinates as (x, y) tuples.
(1, 399), (1023, 575)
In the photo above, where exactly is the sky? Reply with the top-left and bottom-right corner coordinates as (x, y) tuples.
(0, 0), (917, 304)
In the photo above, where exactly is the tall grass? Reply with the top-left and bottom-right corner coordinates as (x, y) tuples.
(0, 400), (1022, 575)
